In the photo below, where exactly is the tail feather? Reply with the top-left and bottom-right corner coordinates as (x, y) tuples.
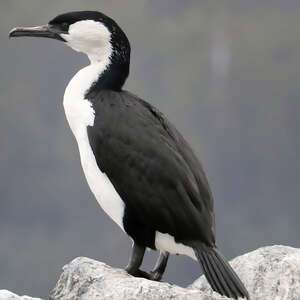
(194, 246), (250, 300)
(196, 250), (219, 293)
(204, 251), (234, 297)
(212, 249), (247, 298)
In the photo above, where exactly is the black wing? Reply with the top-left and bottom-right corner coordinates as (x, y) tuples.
(87, 90), (216, 247)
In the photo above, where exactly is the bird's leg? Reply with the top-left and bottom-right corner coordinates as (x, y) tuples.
(125, 242), (152, 279)
(125, 243), (169, 281)
(149, 251), (169, 281)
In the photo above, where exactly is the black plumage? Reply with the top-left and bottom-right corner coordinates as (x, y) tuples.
(87, 90), (215, 248)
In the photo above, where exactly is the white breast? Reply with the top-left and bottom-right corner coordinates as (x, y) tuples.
(63, 62), (125, 231)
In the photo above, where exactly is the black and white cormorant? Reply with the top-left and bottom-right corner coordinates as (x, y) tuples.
(9, 11), (249, 299)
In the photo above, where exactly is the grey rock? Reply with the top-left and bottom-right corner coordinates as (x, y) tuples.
(49, 257), (221, 300)
(0, 290), (42, 300)
(3, 245), (300, 300)
(190, 245), (300, 300)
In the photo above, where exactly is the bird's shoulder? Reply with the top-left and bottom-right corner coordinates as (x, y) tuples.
(88, 89), (167, 125)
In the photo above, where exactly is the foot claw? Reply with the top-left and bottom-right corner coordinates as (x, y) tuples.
(149, 271), (163, 281)
(126, 267), (151, 280)
(126, 268), (163, 281)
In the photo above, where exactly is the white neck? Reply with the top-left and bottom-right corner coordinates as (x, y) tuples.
(87, 49), (111, 65)
(63, 60), (107, 136)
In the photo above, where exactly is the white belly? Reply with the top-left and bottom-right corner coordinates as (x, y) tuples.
(63, 62), (125, 231)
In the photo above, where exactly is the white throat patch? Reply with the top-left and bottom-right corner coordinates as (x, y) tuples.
(61, 20), (112, 64)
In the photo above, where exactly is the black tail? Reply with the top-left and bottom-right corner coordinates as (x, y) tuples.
(194, 245), (250, 299)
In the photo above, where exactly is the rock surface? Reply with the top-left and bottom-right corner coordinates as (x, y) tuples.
(2, 245), (300, 300)
(191, 245), (300, 300)
(0, 290), (42, 300)
(49, 257), (212, 300)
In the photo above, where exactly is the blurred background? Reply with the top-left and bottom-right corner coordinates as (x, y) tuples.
(1, 0), (300, 298)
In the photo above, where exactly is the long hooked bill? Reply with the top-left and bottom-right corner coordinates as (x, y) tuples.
(9, 25), (65, 41)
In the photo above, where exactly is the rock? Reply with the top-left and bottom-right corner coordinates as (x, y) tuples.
(190, 245), (300, 300)
(0, 290), (42, 300)
(3, 245), (300, 300)
(49, 257), (221, 300)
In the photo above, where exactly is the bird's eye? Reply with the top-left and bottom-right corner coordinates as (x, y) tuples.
(60, 22), (69, 32)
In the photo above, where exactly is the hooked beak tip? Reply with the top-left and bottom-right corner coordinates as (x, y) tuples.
(9, 28), (19, 39)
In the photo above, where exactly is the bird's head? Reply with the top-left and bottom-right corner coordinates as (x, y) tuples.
(9, 11), (131, 65)
(9, 11), (131, 90)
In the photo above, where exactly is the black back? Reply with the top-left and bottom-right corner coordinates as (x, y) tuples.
(87, 90), (216, 248)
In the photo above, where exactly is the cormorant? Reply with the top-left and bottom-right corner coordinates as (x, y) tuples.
(10, 11), (249, 299)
